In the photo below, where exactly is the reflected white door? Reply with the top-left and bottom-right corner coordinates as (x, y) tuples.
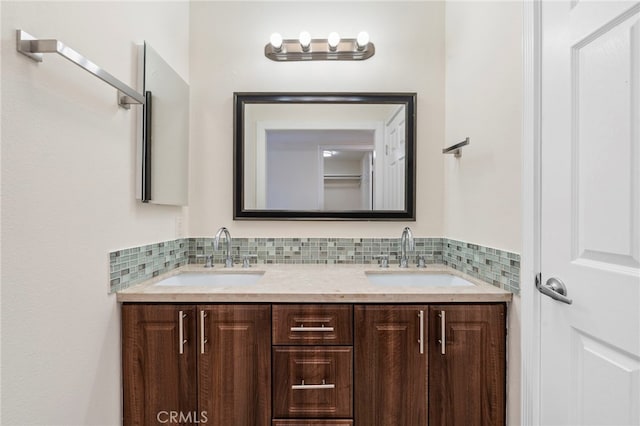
(540, 1), (640, 425)
(384, 109), (405, 210)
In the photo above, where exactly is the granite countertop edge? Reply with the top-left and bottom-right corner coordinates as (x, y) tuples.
(116, 264), (513, 303)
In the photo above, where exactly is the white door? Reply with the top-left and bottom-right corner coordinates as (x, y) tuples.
(540, 1), (640, 425)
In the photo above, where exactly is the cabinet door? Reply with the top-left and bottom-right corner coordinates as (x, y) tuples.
(198, 305), (271, 426)
(354, 305), (427, 426)
(122, 304), (197, 426)
(428, 304), (506, 426)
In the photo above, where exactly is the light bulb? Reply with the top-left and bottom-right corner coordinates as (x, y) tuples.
(356, 31), (370, 50)
(327, 32), (341, 51)
(269, 33), (283, 51)
(299, 31), (311, 51)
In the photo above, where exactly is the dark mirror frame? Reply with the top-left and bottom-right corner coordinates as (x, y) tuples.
(233, 92), (416, 220)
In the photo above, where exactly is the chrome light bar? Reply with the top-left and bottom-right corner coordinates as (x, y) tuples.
(265, 38), (375, 61)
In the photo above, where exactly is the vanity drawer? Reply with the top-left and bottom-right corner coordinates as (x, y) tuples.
(273, 305), (352, 345)
(273, 346), (353, 418)
(272, 421), (353, 426)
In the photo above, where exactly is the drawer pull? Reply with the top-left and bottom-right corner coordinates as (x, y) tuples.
(290, 325), (335, 332)
(291, 379), (336, 390)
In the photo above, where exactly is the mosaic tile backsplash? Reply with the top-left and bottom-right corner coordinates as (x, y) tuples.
(110, 237), (520, 295)
(109, 239), (188, 292)
(188, 237), (444, 267)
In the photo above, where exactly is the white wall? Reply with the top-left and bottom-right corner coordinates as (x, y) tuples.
(189, 1), (445, 237)
(444, 1), (522, 253)
(444, 2), (523, 424)
(1, 2), (189, 424)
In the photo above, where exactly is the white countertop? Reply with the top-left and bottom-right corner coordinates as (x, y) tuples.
(116, 264), (512, 303)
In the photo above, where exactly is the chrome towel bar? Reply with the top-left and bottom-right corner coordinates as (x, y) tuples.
(16, 30), (145, 109)
(442, 137), (470, 158)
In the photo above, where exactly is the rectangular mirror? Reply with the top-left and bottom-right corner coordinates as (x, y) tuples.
(234, 93), (416, 220)
(136, 42), (189, 206)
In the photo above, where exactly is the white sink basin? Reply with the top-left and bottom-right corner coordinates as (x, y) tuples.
(366, 272), (475, 287)
(153, 272), (264, 287)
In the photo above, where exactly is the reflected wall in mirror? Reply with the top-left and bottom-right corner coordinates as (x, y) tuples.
(234, 93), (416, 220)
(136, 42), (189, 206)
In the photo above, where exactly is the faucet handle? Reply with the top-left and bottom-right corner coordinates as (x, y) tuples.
(416, 255), (426, 268)
(378, 255), (389, 268)
(241, 255), (258, 268)
(195, 254), (214, 268)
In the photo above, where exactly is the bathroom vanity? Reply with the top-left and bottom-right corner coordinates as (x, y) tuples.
(118, 265), (510, 426)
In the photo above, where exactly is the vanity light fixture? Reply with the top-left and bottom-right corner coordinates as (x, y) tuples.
(264, 31), (375, 61)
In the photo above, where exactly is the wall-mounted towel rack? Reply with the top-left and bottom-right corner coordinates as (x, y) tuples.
(16, 30), (145, 109)
(442, 137), (470, 158)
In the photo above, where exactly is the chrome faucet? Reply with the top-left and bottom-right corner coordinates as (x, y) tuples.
(214, 227), (233, 267)
(399, 226), (414, 268)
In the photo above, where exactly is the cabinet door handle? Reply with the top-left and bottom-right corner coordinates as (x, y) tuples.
(290, 325), (334, 332)
(418, 310), (424, 354)
(178, 310), (187, 355)
(200, 310), (207, 354)
(438, 310), (446, 355)
(291, 379), (335, 390)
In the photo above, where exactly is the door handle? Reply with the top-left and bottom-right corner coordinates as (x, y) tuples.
(438, 310), (446, 355)
(178, 310), (187, 354)
(200, 310), (207, 354)
(418, 310), (424, 354)
(536, 274), (573, 305)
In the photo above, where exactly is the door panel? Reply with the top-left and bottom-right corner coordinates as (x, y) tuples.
(428, 305), (506, 426)
(573, 7), (640, 268)
(570, 330), (640, 425)
(122, 305), (197, 426)
(198, 305), (271, 426)
(540, 2), (640, 425)
(354, 305), (427, 426)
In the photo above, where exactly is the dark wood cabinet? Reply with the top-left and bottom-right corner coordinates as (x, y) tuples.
(272, 420), (353, 426)
(199, 305), (271, 426)
(273, 346), (353, 419)
(122, 304), (198, 425)
(272, 305), (353, 425)
(123, 302), (506, 426)
(428, 304), (506, 426)
(354, 305), (428, 426)
(122, 304), (271, 426)
(273, 304), (352, 345)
